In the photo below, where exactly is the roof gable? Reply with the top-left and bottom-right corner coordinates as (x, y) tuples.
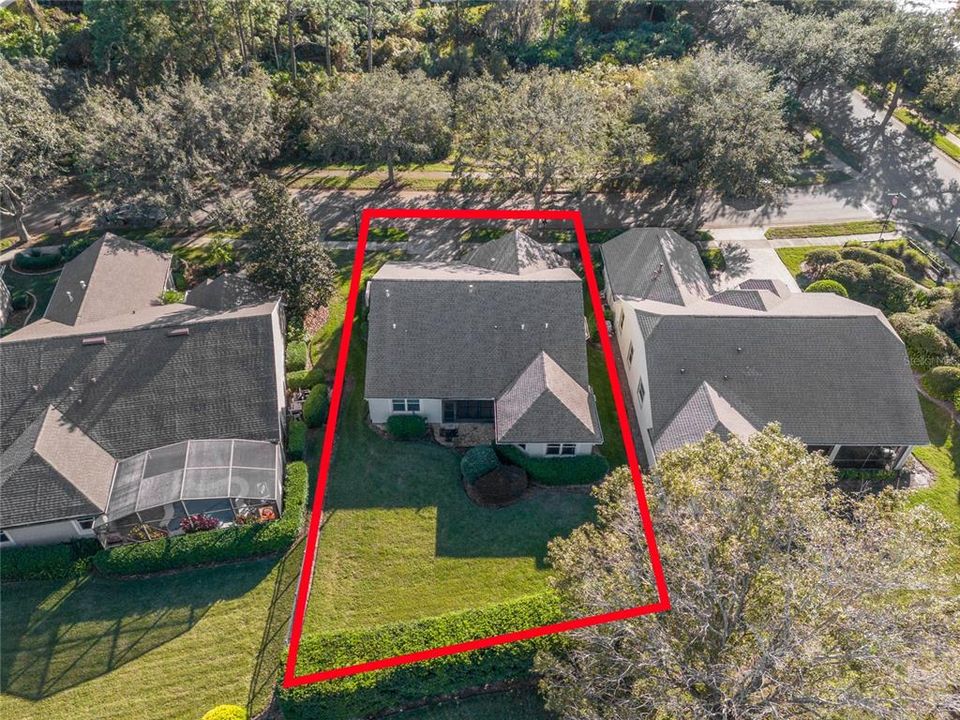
(44, 233), (172, 326)
(463, 231), (568, 275)
(654, 382), (756, 456)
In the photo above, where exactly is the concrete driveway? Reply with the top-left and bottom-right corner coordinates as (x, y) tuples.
(709, 228), (801, 292)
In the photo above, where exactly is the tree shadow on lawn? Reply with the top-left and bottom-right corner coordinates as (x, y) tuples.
(1, 561), (271, 701)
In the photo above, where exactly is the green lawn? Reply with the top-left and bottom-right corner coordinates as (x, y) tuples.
(765, 220), (894, 240)
(774, 244), (841, 281)
(912, 396), (960, 535)
(588, 345), (627, 469)
(894, 107), (960, 163)
(0, 547), (304, 720)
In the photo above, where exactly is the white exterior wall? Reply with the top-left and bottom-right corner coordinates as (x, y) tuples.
(613, 300), (653, 432)
(3, 519), (93, 547)
(367, 398), (443, 424)
(270, 303), (287, 436)
(516, 442), (594, 457)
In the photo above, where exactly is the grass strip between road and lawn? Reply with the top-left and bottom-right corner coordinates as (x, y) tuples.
(765, 220), (894, 241)
(894, 107), (960, 163)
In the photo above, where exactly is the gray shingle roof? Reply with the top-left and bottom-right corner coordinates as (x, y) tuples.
(653, 382), (756, 456)
(496, 352), (601, 443)
(44, 233), (171, 326)
(1, 406), (116, 527)
(1, 236), (284, 528)
(365, 245), (597, 444)
(186, 274), (275, 311)
(643, 311), (927, 448)
(463, 230), (568, 275)
(600, 228), (713, 305)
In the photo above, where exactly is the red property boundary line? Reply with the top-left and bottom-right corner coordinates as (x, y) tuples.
(283, 207), (671, 688)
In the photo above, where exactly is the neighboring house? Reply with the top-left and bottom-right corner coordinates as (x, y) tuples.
(602, 228), (927, 470)
(0, 234), (287, 548)
(364, 231), (603, 456)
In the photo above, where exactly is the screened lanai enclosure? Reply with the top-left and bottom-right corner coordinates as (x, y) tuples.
(95, 439), (283, 547)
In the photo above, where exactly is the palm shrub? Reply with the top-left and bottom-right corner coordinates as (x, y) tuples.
(461, 446), (500, 481)
(804, 279), (848, 297)
(386, 414), (427, 440)
(303, 384), (329, 428)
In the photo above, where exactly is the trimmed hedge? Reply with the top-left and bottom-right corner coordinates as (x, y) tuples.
(0, 539), (100, 582)
(14, 250), (62, 271)
(286, 369), (312, 390)
(386, 414), (428, 440)
(461, 445), (500, 481)
(92, 462), (307, 576)
(286, 341), (307, 372)
(277, 593), (563, 720)
(288, 419), (307, 461)
(922, 366), (960, 401)
(840, 246), (906, 274)
(805, 279), (848, 297)
(496, 445), (609, 485)
(201, 705), (247, 720)
(804, 248), (841, 274)
(890, 312), (959, 371)
(303, 384), (330, 428)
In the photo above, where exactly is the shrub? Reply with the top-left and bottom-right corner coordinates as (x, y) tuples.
(179, 514), (221, 533)
(890, 313), (959, 371)
(10, 293), (30, 310)
(922, 366), (960, 400)
(822, 260), (869, 292)
(286, 341), (307, 372)
(277, 593), (563, 720)
(865, 264), (916, 313)
(840, 246), (906, 274)
(287, 419), (307, 461)
(386, 414), (428, 440)
(901, 247), (931, 274)
(160, 289), (185, 304)
(286, 369), (312, 390)
(804, 279), (848, 297)
(303, 384), (329, 429)
(201, 706), (247, 720)
(62, 234), (99, 260)
(460, 445), (501, 481)
(92, 462), (307, 576)
(804, 248), (841, 275)
(0, 539), (100, 582)
(495, 445), (609, 485)
(14, 249), (62, 271)
(873, 239), (907, 258)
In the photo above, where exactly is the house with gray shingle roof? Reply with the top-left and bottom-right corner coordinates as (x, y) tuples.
(364, 231), (602, 456)
(0, 234), (286, 548)
(602, 228), (927, 470)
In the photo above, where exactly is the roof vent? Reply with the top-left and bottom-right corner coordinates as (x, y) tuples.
(79, 280), (87, 289)
(723, 375), (729, 381)
(81, 336), (107, 346)
(736, 347), (742, 353)
(544, 322), (549, 329)
(520, 323), (525, 330)
(66, 290), (74, 303)
(385, 288), (391, 297)
(680, 368), (685, 374)
(391, 323), (397, 330)
(167, 328), (189, 337)
(31, 384), (39, 392)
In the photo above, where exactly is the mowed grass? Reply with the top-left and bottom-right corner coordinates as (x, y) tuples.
(912, 396), (960, 541)
(775, 244), (841, 279)
(301, 317), (596, 640)
(0, 549), (303, 720)
(587, 345), (627, 469)
(765, 220), (893, 240)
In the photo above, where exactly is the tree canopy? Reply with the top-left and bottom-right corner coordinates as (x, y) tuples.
(635, 47), (798, 201)
(539, 426), (959, 719)
(243, 176), (335, 336)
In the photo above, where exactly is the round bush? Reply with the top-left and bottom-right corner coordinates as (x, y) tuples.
(201, 705), (247, 720)
(302, 384), (329, 428)
(11, 293), (30, 310)
(386, 414), (428, 440)
(922, 366), (960, 401)
(461, 446), (500, 481)
(804, 279), (848, 297)
(804, 249), (841, 274)
(866, 264), (915, 313)
(14, 249), (62, 271)
(840, 246), (906, 274)
(822, 260), (869, 291)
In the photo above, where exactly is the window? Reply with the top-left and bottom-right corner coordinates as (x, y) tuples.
(561, 443), (576, 456)
(0, 531), (10, 544)
(391, 399), (420, 413)
(442, 400), (494, 423)
(546, 443), (561, 456)
(77, 518), (95, 531)
(618, 310), (625, 330)
(638, 379), (646, 404)
(627, 343), (634, 366)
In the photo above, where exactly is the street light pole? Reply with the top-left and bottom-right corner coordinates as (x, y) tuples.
(947, 221), (960, 250)
(877, 193), (905, 243)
